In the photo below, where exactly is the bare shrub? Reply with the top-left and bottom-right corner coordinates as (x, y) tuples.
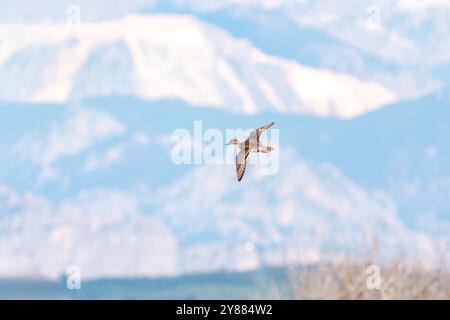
(288, 257), (450, 299)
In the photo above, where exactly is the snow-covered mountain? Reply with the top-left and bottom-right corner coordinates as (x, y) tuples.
(1, 1), (448, 100)
(0, 14), (395, 118)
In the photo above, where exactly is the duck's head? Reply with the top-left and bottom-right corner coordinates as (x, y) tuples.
(226, 138), (239, 146)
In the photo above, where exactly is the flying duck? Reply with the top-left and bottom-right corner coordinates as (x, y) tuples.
(226, 122), (275, 182)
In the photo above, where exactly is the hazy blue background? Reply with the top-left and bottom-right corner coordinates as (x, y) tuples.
(0, 0), (449, 298)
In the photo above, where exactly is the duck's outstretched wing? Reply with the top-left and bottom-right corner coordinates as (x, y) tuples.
(236, 146), (251, 182)
(249, 122), (275, 142)
(256, 121), (275, 136)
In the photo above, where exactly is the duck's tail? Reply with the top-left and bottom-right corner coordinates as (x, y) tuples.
(258, 146), (274, 153)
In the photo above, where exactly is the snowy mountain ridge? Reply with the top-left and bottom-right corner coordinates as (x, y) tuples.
(0, 14), (396, 118)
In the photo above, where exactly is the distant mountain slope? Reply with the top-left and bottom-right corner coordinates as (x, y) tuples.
(0, 14), (395, 118)
(0, 146), (426, 279)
